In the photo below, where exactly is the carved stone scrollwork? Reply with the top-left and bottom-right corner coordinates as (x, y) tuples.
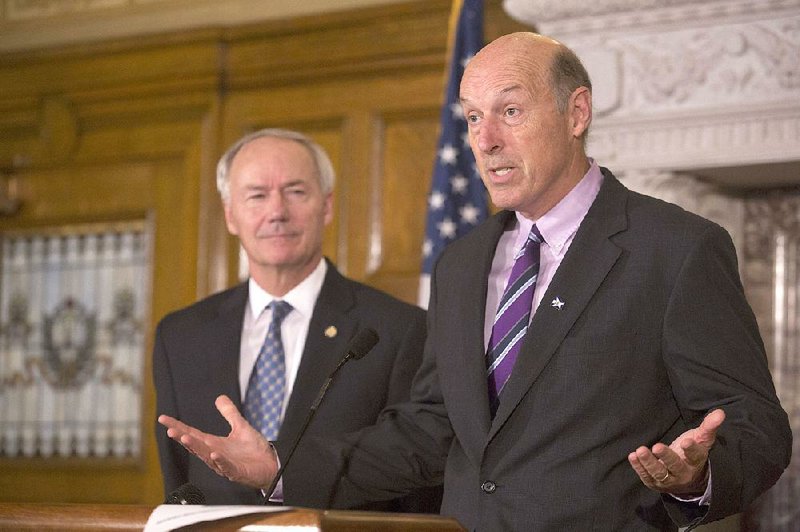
(618, 20), (800, 112)
(504, 0), (691, 25)
(744, 191), (800, 262)
(503, 0), (800, 34)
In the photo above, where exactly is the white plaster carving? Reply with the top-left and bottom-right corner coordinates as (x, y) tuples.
(504, 0), (800, 35)
(606, 19), (800, 114)
(588, 108), (800, 172)
(505, 0), (687, 23)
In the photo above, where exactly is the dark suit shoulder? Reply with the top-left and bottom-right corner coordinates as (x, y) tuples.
(156, 283), (247, 332)
(626, 187), (721, 231)
(590, 169), (731, 250)
(618, 186), (735, 263)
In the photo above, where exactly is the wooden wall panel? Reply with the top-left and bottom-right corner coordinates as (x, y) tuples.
(371, 110), (441, 300)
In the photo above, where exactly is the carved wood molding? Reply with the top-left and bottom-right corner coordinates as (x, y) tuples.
(0, 0), (415, 53)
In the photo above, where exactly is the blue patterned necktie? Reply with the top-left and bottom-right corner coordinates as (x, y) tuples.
(243, 300), (293, 440)
(486, 225), (543, 416)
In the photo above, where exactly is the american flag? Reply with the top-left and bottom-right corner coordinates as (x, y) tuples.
(418, 0), (487, 308)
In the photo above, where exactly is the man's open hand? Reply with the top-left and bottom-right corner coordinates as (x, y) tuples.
(158, 395), (278, 489)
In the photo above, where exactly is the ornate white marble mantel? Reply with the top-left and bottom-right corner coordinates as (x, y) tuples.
(503, 0), (800, 189)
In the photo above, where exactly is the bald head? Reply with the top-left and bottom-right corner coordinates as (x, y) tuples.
(463, 32), (591, 116)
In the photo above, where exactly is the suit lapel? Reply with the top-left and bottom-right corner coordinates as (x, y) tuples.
(211, 283), (249, 411)
(489, 172), (629, 439)
(279, 262), (357, 445)
(440, 211), (512, 462)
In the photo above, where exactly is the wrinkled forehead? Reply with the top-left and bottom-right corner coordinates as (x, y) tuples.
(460, 57), (550, 105)
(232, 137), (320, 183)
(461, 41), (553, 97)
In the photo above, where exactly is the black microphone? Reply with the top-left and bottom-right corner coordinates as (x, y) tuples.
(263, 327), (379, 502)
(165, 482), (206, 505)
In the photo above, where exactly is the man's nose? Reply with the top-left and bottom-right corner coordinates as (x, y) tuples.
(475, 118), (502, 154)
(266, 193), (289, 221)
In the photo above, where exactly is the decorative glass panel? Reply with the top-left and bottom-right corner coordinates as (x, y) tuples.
(0, 222), (150, 459)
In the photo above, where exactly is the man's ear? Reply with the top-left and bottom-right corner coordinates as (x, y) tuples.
(323, 193), (334, 226)
(570, 86), (592, 138)
(223, 201), (238, 236)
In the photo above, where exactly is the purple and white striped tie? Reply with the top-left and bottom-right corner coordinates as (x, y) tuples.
(486, 225), (543, 415)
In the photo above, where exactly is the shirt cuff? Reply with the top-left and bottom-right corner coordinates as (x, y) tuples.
(670, 463), (712, 506)
(260, 442), (284, 503)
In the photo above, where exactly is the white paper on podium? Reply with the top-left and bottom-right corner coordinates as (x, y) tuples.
(144, 504), (293, 531)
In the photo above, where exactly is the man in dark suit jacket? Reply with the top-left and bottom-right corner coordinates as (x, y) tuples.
(153, 128), (439, 511)
(159, 34), (792, 530)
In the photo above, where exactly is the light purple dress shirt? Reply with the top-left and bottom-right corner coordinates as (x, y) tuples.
(483, 159), (603, 350)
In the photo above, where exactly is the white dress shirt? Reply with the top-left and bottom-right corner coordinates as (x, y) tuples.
(239, 258), (327, 420)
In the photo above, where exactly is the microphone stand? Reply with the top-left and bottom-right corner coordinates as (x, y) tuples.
(263, 336), (374, 502)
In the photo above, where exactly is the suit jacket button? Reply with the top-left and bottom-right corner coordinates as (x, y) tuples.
(480, 480), (496, 494)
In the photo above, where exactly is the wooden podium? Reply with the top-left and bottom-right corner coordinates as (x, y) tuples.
(0, 502), (465, 531)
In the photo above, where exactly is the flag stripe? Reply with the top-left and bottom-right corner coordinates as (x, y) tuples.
(418, 0), (487, 308)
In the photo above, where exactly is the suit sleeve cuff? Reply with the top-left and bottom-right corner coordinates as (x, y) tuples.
(669, 462), (712, 506)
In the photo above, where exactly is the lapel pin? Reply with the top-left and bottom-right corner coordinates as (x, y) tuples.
(551, 297), (565, 310)
(324, 325), (338, 338)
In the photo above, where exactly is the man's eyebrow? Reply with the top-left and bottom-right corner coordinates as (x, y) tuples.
(499, 84), (525, 95)
(460, 84), (526, 105)
(281, 179), (308, 189)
